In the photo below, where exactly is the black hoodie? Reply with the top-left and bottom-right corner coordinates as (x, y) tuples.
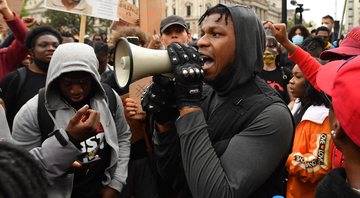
(207, 4), (265, 96)
(153, 4), (293, 198)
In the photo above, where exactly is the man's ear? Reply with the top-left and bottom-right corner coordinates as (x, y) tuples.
(160, 35), (165, 46)
(187, 32), (192, 43)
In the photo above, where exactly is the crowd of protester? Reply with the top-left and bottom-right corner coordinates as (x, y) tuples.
(0, 0), (360, 197)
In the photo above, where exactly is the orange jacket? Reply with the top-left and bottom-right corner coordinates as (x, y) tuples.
(287, 103), (333, 198)
(288, 46), (345, 169)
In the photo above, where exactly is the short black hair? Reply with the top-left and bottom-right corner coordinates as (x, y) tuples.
(0, 142), (48, 198)
(93, 40), (109, 56)
(300, 36), (326, 52)
(316, 26), (330, 35)
(199, 4), (231, 26)
(25, 26), (63, 50)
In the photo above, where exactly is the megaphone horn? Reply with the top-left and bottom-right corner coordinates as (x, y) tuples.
(114, 37), (172, 88)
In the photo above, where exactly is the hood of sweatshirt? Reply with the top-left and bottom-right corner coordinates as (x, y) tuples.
(44, 43), (105, 110)
(204, 4), (265, 96)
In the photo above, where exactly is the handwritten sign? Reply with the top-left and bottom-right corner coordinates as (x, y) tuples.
(129, 76), (152, 112)
(118, 0), (139, 25)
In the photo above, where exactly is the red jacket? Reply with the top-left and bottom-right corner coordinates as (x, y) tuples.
(288, 47), (344, 169)
(0, 14), (28, 80)
(286, 102), (332, 198)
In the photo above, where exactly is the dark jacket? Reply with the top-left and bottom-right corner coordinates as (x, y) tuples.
(315, 168), (360, 198)
(152, 4), (294, 198)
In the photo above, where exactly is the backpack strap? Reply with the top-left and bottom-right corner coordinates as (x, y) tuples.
(4, 67), (27, 109)
(1, 67), (27, 127)
(16, 67), (27, 98)
(101, 82), (117, 119)
(37, 88), (55, 142)
(37, 84), (118, 142)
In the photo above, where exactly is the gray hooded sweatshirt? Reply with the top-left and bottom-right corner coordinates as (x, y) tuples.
(0, 105), (12, 143)
(12, 43), (131, 197)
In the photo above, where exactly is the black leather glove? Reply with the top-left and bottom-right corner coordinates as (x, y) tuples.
(167, 43), (204, 109)
(141, 75), (179, 124)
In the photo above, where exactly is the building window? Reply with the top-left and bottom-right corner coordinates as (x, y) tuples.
(186, 5), (191, 16)
(173, 8), (176, 15)
(187, 23), (190, 29)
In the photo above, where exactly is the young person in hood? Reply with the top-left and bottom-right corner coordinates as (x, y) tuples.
(141, 4), (294, 198)
(12, 43), (131, 198)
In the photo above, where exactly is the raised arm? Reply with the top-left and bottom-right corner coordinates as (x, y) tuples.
(0, 0), (28, 79)
(267, 22), (322, 91)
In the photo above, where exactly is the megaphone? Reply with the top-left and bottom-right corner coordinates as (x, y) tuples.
(114, 37), (172, 88)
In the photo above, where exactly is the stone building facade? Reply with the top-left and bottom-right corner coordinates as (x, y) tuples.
(164, 0), (282, 37)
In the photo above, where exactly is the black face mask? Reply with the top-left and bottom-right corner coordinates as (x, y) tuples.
(34, 59), (49, 72)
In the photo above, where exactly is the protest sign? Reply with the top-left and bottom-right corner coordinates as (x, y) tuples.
(44, 0), (119, 21)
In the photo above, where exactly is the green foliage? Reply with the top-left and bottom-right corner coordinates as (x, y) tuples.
(20, 0), (29, 17)
(287, 15), (315, 30)
(43, 9), (111, 35)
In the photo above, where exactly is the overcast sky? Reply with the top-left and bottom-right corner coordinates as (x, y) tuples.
(287, 0), (346, 27)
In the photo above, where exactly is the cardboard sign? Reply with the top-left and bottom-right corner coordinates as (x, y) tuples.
(44, 0), (119, 21)
(129, 76), (152, 112)
(139, 0), (165, 36)
(118, 0), (139, 25)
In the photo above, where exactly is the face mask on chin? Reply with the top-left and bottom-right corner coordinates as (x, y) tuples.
(33, 58), (50, 73)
